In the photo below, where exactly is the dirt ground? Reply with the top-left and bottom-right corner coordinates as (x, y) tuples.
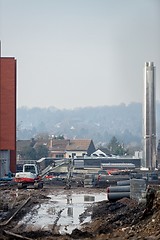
(0, 182), (160, 240)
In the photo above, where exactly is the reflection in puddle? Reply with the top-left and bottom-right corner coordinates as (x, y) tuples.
(84, 195), (95, 202)
(17, 192), (107, 234)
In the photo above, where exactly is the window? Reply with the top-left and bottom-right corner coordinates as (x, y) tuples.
(72, 153), (76, 158)
(24, 165), (36, 174)
(56, 154), (64, 158)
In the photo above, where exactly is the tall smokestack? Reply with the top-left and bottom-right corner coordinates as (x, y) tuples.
(143, 62), (156, 169)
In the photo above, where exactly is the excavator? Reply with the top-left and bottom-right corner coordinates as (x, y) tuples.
(14, 163), (43, 189)
(14, 159), (74, 189)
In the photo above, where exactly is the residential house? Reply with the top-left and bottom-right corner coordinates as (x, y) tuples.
(65, 139), (96, 158)
(49, 139), (96, 158)
(48, 139), (69, 158)
(17, 138), (96, 160)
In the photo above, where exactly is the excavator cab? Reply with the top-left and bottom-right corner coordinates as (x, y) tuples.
(23, 164), (38, 175)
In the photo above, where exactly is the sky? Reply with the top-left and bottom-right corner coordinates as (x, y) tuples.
(0, 0), (160, 109)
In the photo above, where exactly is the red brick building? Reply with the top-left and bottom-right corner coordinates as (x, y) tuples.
(0, 56), (16, 177)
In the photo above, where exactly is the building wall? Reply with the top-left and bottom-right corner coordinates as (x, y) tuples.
(66, 150), (87, 158)
(50, 151), (65, 158)
(0, 57), (16, 174)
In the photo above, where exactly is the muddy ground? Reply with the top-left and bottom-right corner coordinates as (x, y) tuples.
(0, 182), (160, 240)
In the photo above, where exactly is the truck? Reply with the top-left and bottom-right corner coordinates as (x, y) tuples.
(15, 163), (43, 189)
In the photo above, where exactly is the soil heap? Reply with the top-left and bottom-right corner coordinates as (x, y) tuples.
(0, 185), (160, 240)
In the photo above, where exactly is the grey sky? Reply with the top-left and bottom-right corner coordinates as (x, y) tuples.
(0, 0), (160, 109)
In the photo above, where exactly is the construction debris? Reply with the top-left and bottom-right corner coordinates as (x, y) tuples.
(0, 183), (160, 239)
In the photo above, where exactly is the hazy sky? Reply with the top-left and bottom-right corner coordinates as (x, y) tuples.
(0, 0), (160, 109)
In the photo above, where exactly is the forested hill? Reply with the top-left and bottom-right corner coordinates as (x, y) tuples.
(17, 102), (160, 146)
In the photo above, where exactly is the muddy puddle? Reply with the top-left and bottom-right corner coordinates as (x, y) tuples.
(17, 191), (107, 234)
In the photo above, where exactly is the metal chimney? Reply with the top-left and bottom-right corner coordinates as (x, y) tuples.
(143, 62), (156, 169)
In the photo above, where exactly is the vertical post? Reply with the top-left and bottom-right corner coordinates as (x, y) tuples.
(143, 62), (156, 169)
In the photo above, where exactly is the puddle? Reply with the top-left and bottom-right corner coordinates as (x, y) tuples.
(17, 191), (107, 234)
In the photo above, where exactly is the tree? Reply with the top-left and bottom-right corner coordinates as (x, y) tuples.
(20, 146), (37, 160)
(108, 136), (118, 153)
(20, 144), (49, 160)
(108, 136), (126, 156)
(35, 145), (49, 159)
(35, 133), (49, 141)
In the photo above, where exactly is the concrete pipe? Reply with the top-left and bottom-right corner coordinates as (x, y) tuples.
(107, 185), (130, 193)
(107, 192), (130, 201)
(117, 180), (130, 186)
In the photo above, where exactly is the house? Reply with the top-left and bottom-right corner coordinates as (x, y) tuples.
(91, 149), (107, 157)
(65, 139), (96, 158)
(17, 138), (96, 160)
(48, 139), (69, 158)
(49, 139), (96, 158)
(97, 147), (111, 156)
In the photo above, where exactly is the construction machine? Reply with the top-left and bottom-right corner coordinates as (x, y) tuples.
(64, 159), (73, 189)
(14, 163), (43, 189)
(14, 159), (74, 189)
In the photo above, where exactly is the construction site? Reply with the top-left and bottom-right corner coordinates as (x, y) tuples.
(1, 157), (160, 240)
(0, 55), (160, 239)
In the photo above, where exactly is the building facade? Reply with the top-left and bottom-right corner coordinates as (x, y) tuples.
(0, 56), (16, 177)
(143, 62), (156, 169)
(48, 138), (96, 159)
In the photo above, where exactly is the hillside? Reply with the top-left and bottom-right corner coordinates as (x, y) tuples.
(17, 102), (160, 147)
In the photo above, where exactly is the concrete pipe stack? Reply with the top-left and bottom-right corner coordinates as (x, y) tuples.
(107, 180), (130, 201)
(107, 179), (146, 201)
(117, 179), (131, 186)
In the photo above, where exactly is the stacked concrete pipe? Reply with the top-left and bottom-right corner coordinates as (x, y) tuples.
(117, 179), (130, 186)
(107, 181), (130, 201)
(107, 178), (146, 201)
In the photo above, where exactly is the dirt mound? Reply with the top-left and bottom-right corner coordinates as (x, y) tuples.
(79, 189), (160, 239)
(70, 229), (93, 239)
(81, 198), (144, 236)
(1, 185), (160, 240)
